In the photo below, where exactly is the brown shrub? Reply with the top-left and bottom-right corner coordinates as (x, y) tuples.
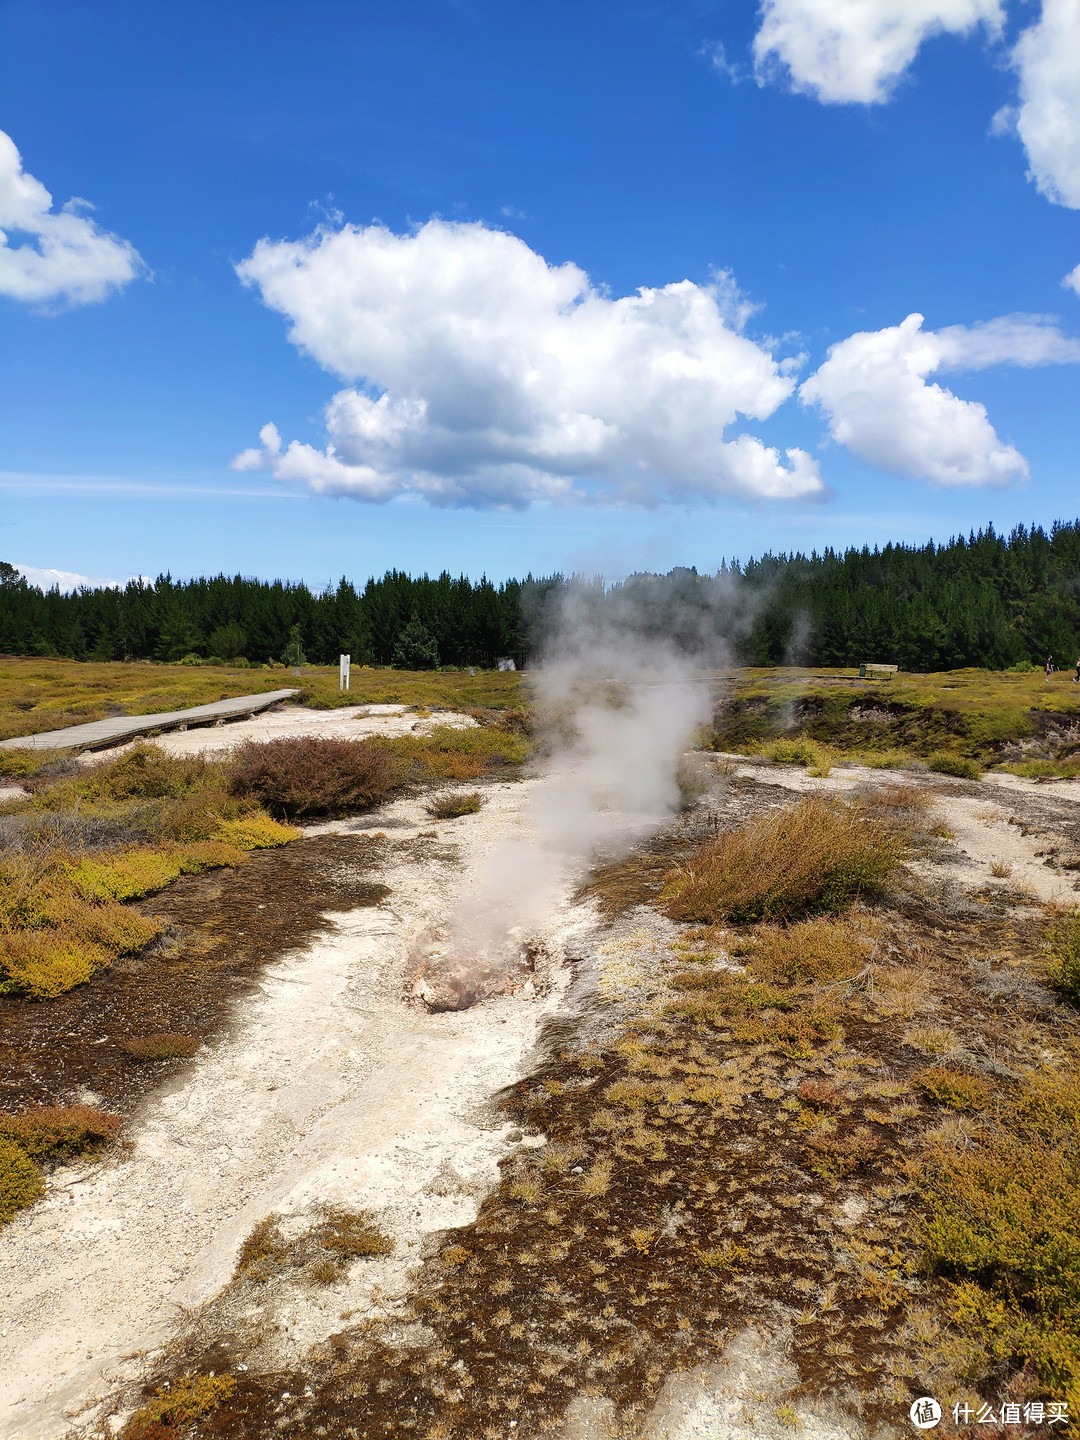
(804, 1126), (881, 1178)
(228, 736), (402, 818)
(798, 1079), (844, 1111)
(662, 795), (906, 924)
(121, 1034), (201, 1061)
(0, 1104), (121, 1158)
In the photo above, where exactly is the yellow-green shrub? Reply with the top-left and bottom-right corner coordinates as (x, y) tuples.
(0, 932), (107, 999)
(919, 1072), (1080, 1408)
(123, 1373), (236, 1437)
(0, 1137), (44, 1221)
(214, 814), (299, 849)
(761, 737), (833, 776)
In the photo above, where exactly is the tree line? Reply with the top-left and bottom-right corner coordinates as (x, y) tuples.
(2, 521), (1079, 671)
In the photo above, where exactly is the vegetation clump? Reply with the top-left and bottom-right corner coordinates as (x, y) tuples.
(927, 752), (982, 780)
(0, 1104), (120, 1225)
(425, 791), (483, 819)
(1046, 912), (1080, 1001)
(121, 1034), (201, 1061)
(662, 795), (906, 924)
(123, 1373), (237, 1438)
(228, 736), (401, 819)
(235, 1207), (393, 1286)
(919, 1071), (1080, 1410)
(0, 744), (298, 999)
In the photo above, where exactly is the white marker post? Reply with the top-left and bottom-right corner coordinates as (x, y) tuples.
(339, 653), (351, 692)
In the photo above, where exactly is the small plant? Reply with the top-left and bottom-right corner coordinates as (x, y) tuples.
(797, 1078), (844, 1111)
(989, 857), (1013, 879)
(927, 753), (982, 780)
(425, 791), (483, 820)
(121, 1034), (201, 1061)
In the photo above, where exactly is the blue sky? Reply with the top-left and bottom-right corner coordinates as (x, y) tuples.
(1, 0), (1078, 588)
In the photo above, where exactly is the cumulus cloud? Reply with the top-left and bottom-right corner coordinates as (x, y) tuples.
(232, 218), (823, 509)
(1065, 263), (1080, 295)
(1009, 0), (1080, 208)
(752, 0), (1003, 104)
(0, 131), (145, 308)
(800, 312), (1080, 486)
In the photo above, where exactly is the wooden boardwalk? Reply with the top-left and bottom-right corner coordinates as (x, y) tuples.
(0, 688), (301, 753)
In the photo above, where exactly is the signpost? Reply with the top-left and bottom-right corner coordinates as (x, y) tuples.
(339, 654), (351, 692)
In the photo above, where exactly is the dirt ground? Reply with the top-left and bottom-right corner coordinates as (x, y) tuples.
(0, 742), (1078, 1439)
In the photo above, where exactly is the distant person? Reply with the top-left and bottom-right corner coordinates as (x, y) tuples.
(1074, 655), (1080, 684)
(1045, 653), (1055, 681)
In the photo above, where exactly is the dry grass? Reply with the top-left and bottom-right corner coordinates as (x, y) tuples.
(662, 796), (907, 924)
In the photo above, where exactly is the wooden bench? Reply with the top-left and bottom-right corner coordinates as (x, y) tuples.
(858, 663), (898, 679)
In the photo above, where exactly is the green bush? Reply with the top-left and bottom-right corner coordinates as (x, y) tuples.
(927, 752), (981, 780)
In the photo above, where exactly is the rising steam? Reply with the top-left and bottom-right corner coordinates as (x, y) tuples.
(413, 582), (719, 1010)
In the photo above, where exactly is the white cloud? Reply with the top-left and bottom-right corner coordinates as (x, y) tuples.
(934, 312), (1080, 367)
(799, 311), (1080, 486)
(0, 130), (145, 307)
(752, 0), (1003, 104)
(1065, 263), (1080, 295)
(1010, 0), (1080, 208)
(16, 564), (123, 592)
(232, 218), (822, 509)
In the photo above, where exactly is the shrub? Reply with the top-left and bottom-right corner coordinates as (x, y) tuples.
(0, 1104), (121, 1157)
(927, 752), (982, 780)
(0, 1105), (120, 1225)
(0, 931), (107, 999)
(425, 791), (483, 819)
(124, 1374), (237, 1438)
(761, 737), (832, 776)
(919, 1075), (1080, 1408)
(662, 796), (906, 924)
(1046, 913), (1080, 1001)
(0, 1136), (44, 1222)
(213, 814), (299, 849)
(228, 736), (401, 818)
(918, 1067), (994, 1111)
(121, 1034), (201, 1061)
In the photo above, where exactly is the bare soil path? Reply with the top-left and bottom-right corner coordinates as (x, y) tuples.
(0, 778), (583, 1440)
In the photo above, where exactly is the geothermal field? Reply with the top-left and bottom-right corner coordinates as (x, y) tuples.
(1, 655), (1079, 1440)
